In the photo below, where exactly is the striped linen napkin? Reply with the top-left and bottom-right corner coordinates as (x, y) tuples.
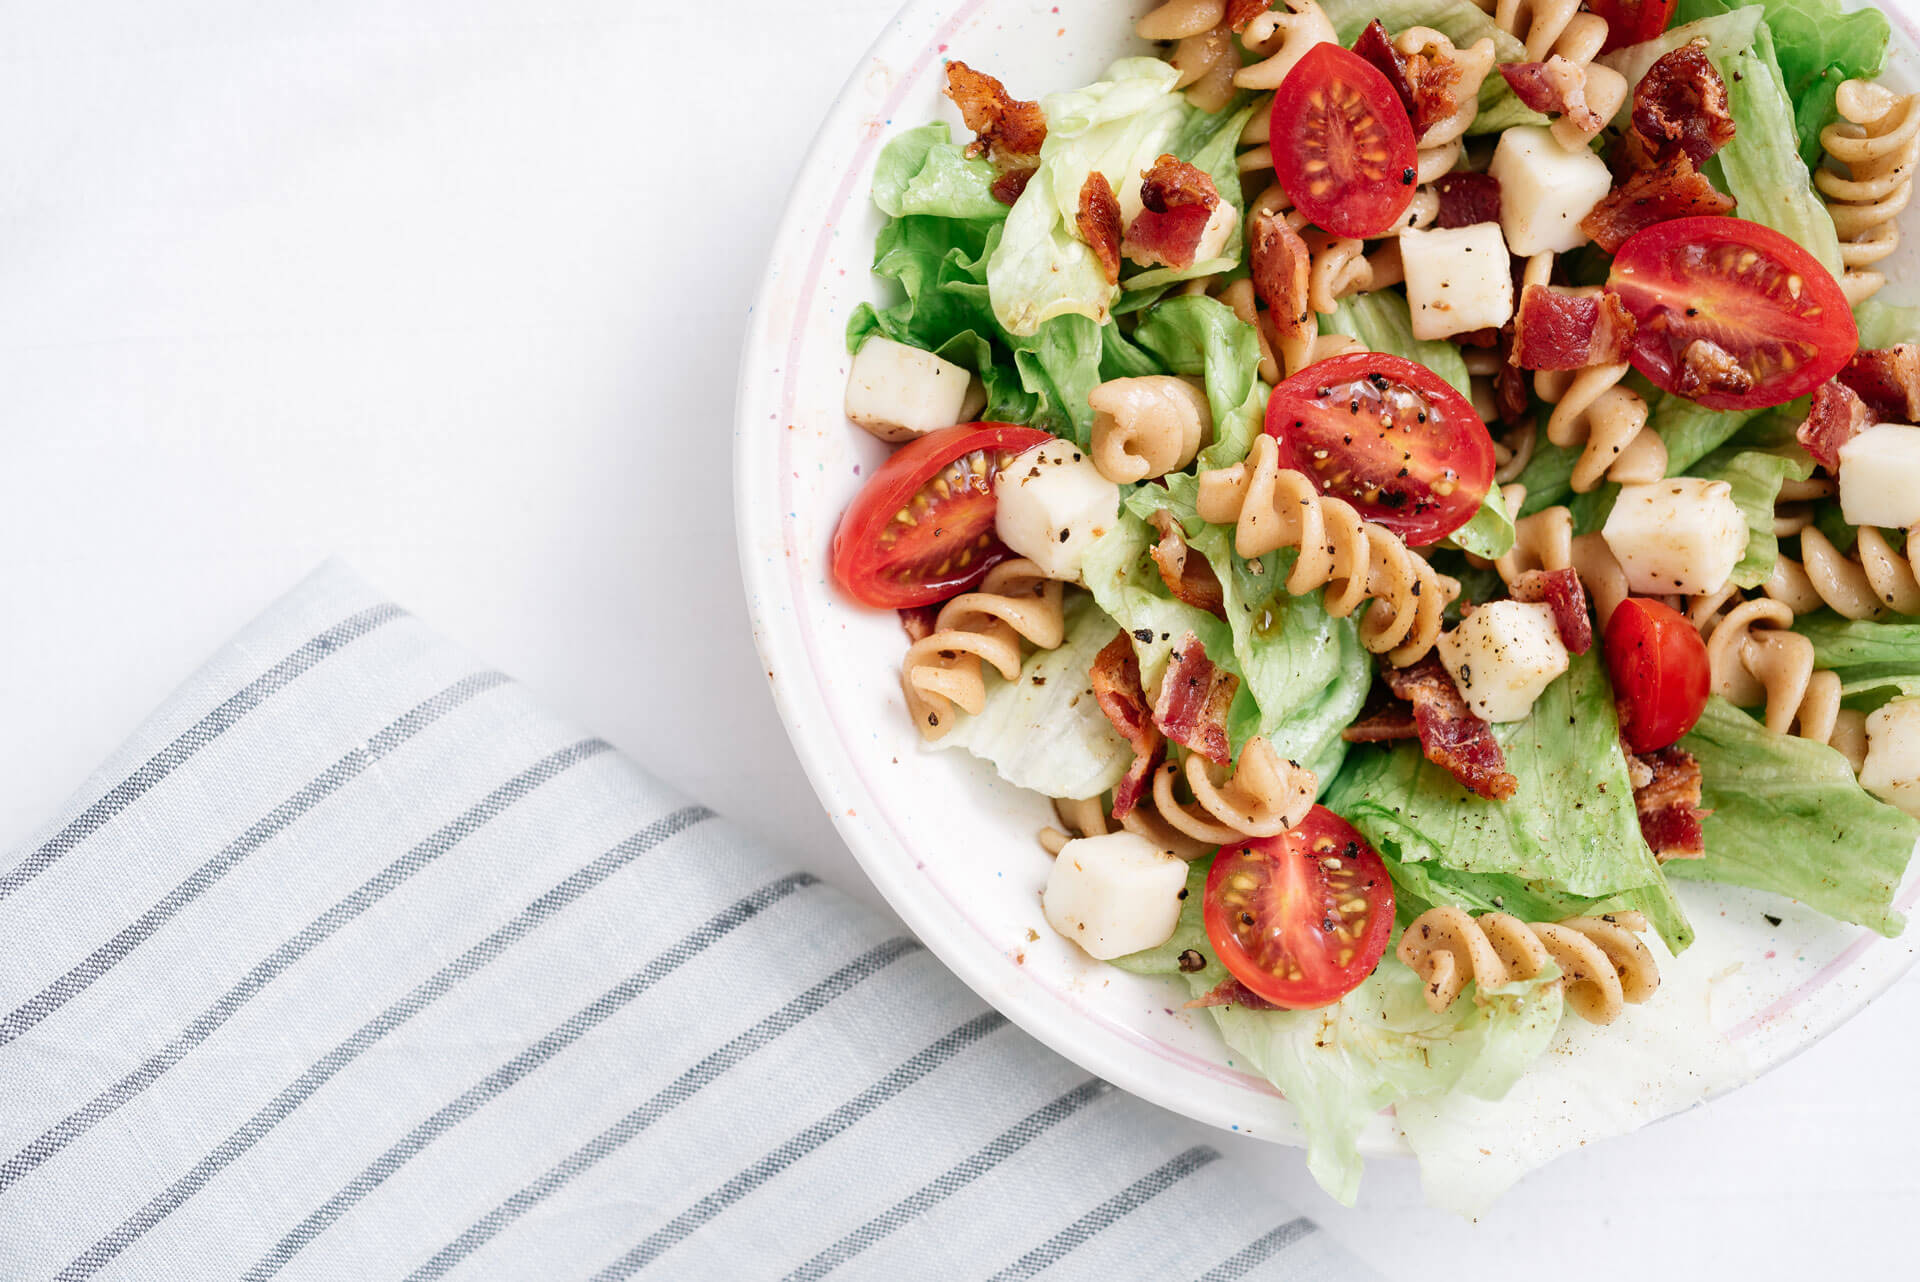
(0, 562), (1372, 1281)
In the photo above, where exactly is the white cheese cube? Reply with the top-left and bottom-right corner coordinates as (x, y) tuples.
(1042, 832), (1190, 960)
(1862, 696), (1920, 816)
(1401, 222), (1515, 340)
(1436, 599), (1569, 723)
(844, 336), (974, 442)
(1489, 125), (1613, 257)
(1839, 423), (1920, 529)
(1601, 478), (1748, 596)
(994, 439), (1119, 581)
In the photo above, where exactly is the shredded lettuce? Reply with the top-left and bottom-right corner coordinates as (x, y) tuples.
(937, 592), (1133, 799)
(1113, 861), (1564, 1205)
(1323, 650), (1694, 951)
(1671, 697), (1919, 935)
(1792, 612), (1920, 703)
(870, 122), (1008, 222)
(1130, 294), (1268, 469)
(1691, 442), (1816, 588)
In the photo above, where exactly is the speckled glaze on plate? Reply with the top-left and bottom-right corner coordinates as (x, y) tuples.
(735, 0), (1920, 1155)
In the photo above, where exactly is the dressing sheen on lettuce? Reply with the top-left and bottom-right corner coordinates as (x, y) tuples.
(1324, 651), (1694, 951)
(1113, 862), (1564, 1205)
(1672, 697), (1920, 935)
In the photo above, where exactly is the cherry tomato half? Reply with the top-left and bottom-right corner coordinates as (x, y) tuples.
(1606, 216), (1858, 411)
(1204, 807), (1395, 1010)
(1604, 598), (1711, 753)
(831, 422), (1052, 609)
(1592, 0), (1678, 53)
(1264, 351), (1495, 546)
(1270, 42), (1418, 240)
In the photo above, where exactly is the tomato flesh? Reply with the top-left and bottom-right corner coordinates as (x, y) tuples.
(1264, 351), (1495, 546)
(1604, 598), (1711, 753)
(1270, 43), (1417, 240)
(1592, 0), (1677, 52)
(831, 423), (1052, 609)
(1607, 216), (1858, 411)
(1204, 807), (1395, 1010)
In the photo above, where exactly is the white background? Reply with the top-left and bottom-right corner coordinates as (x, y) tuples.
(1, 1), (1914, 1276)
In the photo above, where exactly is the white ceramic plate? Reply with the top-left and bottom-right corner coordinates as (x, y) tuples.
(735, 0), (1920, 1155)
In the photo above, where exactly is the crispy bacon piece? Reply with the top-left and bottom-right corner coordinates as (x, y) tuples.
(1509, 567), (1594, 655)
(1250, 209), (1313, 352)
(1839, 345), (1920, 422)
(1510, 285), (1637, 371)
(1146, 510), (1228, 620)
(1091, 632), (1163, 820)
(1500, 57), (1604, 136)
(1078, 171), (1124, 286)
(1632, 42), (1734, 169)
(991, 166), (1035, 206)
(1384, 657), (1519, 801)
(1184, 974), (1282, 1011)
(1494, 327), (1531, 426)
(1224, 0), (1272, 32)
(945, 61), (1047, 166)
(1677, 338), (1755, 399)
(1154, 632), (1238, 766)
(1580, 154), (1736, 253)
(899, 605), (940, 642)
(1632, 745), (1707, 862)
(1123, 155), (1221, 271)
(1432, 172), (1501, 229)
(1342, 704), (1419, 743)
(1355, 20), (1459, 137)
(1354, 20), (1419, 117)
(1797, 379), (1872, 471)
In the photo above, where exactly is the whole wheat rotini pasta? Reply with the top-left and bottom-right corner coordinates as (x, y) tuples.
(1490, 489), (1630, 627)
(1397, 905), (1660, 1024)
(1535, 360), (1663, 492)
(1235, 0), (1338, 91)
(1396, 28), (1498, 180)
(1767, 524), (1920, 620)
(1702, 596), (1868, 768)
(1818, 78), (1920, 306)
(902, 559), (1065, 740)
(1088, 375), (1212, 484)
(1196, 435), (1460, 664)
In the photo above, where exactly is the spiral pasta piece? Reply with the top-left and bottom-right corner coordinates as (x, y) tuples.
(1398, 905), (1660, 1025)
(1535, 361), (1663, 492)
(1235, 0), (1338, 91)
(1486, 0), (1625, 148)
(1490, 487), (1630, 627)
(1196, 435), (1460, 664)
(1766, 525), (1920, 621)
(1248, 182), (1406, 317)
(1702, 596), (1868, 768)
(1818, 79), (1920, 306)
(902, 560), (1065, 740)
(1088, 376), (1212, 483)
(1394, 28), (1497, 181)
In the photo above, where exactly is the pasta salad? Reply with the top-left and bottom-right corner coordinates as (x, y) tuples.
(829, 0), (1920, 1203)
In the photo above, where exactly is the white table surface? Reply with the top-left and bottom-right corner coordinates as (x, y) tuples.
(1, 1), (1914, 1275)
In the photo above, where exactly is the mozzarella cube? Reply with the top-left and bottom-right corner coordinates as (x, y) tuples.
(1489, 125), (1613, 257)
(1862, 697), (1920, 816)
(845, 336), (977, 442)
(1042, 832), (1190, 960)
(1401, 223), (1514, 340)
(1839, 423), (1920, 529)
(1602, 478), (1748, 596)
(995, 439), (1119, 581)
(1436, 599), (1569, 723)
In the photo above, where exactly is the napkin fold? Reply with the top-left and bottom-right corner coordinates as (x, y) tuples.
(0, 563), (1371, 1281)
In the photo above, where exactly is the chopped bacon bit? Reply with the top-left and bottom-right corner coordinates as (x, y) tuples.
(991, 166), (1035, 206)
(1384, 657), (1518, 801)
(1677, 338), (1755, 399)
(1632, 745), (1708, 862)
(899, 605), (940, 643)
(1123, 155), (1222, 271)
(1354, 20), (1419, 120)
(1091, 632), (1163, 820)
(1454, 326), (1501, 348)
(1839, 344), (1920, 422)
(1432, 172), (1501, 229)
(1184, 974), (1283, 1010)
(1500, 57), (1604, 136)
(945, 61), (1047, 166)
(1632, 42), (1735, 169)
(1250, 209), (1313, 350)
(1147, 510), (1228, 620)
(1580, 153), (1735, 253)
(1153, 632), (1238, 766)
(1510, 285), (1637, 371)
(1342, 704), (1419, 743)
(1224, 0), (1272, 33)
(1078, 171), (1124, 286)
(1405, 45), (1461, 138)
(1797, 380), (1872, 471)
(1510, 567), (1593, 655)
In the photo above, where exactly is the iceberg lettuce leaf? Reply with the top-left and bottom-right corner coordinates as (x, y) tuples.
(1691, 442), (1816, 589)
(871, 122), (1008, 222)
(1130, 293), (1268, 470)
